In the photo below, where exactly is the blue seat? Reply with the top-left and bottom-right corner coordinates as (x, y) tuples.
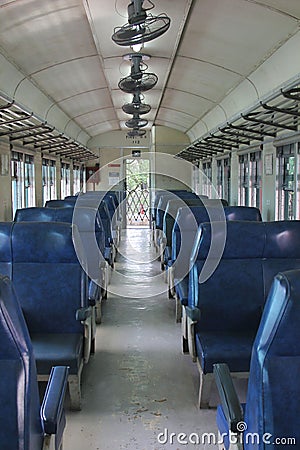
(102, 195), (121, 248)
(15, 206), (106, 325)
(160, 197), (206, 269)
(154, 192), (199, 251)
(37, 197), (114, 282)
(151, 190), (193, 243)
(171, 206), (261, 322)
(214, 269), (300, 450)
(186, 220), (300, 408)
(15, 206), (74, 223)
(75, 194), (115, 268)
(73, 206), (107, 319)
(81, 190), (123, 247)
(11, 221), (92, 410)
(0, 274), (69, 450)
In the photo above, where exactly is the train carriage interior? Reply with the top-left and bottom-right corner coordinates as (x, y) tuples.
(0, 1), (300, 449)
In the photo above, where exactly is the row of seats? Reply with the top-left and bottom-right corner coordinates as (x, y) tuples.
(0, 274), (69, 450)
(214, 269), (300, 450)
(0, 189), (123, 448)
(0, 221), (92, 411)
(152, 189), (300, 447)
(186, 220), (300, 408)
(0, 190), (122, 409)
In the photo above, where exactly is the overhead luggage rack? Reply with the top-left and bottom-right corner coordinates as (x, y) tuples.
(0, 95), (97, 162)
(177, 83), (300, 162)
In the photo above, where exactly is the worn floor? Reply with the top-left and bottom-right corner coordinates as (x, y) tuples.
(64, 228), (226, 450)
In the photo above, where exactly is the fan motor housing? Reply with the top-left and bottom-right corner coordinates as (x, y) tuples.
(128, 2), (147, 25)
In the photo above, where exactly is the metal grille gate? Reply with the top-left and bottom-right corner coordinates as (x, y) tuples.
(125, 159), (150, 226)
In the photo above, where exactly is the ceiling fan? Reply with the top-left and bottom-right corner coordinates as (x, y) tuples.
(122, 91), (151, 115)
(127, 128), (147, 137)
(112, 0), (171, 47)
(118, 53), (158, 93)
(125, 113), (148, 129)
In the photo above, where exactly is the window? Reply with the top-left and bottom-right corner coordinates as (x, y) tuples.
(42, 158), (56, 205)
(80, 164), (86, 193)
(61, 162), (70, 198)
(73, 164), (81, 194)
(276, 144), (298, 220)
(239, 151), (262, 209)
(239, 154), (249, 206)
(249, 151), (262, 208)
(216, 157), (231, 203)
(202, 161), (212, 198)
(11, 151), (35, 216)
(24, 154), (35, 208)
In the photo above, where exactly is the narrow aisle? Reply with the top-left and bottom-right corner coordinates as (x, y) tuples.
(64, 228), (218, 450)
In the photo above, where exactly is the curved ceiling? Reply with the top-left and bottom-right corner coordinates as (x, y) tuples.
(0, 0), (299, 147)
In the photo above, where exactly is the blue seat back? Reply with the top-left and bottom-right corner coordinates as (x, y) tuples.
(172, 206), (227, 279)
(74, 195), (113, 247)
(64, 195), (78, 202)
(0, 222), (13, 277)
(82, 190), (120, 208)
(156, 192), (199, 230)
(224, 206), (262, 221)
(72, 207), (106, 280)
(0, 275), (43, 450)
(15, 206), (105, 254)
(244, 269), (300, 449)
(163, 198), (205, 247)
(15, 206), (74, 223)
(190, 221), (300, 333)
(45, 199), (74, 208)
(11, 222), (88, 334)
(153, 189), (189, 211)
(102, 195), (118, 228)
(172, 206), (262, 278)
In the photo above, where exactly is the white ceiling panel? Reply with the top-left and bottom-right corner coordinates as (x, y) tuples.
(76, 108), (117, 129)
(32, 57), (106, 101)
(257, 0), (300, 19)
(161, 89), (213, 118)
(157, 107), (197, 129)
(86, 120), (120, 136)
(0, 0), (96, 74)
(178, 0), (298, 75)
(155, 119), (187, 133)
(59, 89), (113, 118)
(169, 57), (242, 102)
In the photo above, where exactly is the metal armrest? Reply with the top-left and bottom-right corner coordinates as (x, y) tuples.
(41, 366), (69, 435)
(76, 306), (92, 321)
(186, 305), (201, 322)
(76, 307), (92, 363)
(213, 363), (244, 433)
(88, 281), (99, 306)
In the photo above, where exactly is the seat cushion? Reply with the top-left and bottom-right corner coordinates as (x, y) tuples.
(31, 333), (83, 375)
(195, 331), (256, 374)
